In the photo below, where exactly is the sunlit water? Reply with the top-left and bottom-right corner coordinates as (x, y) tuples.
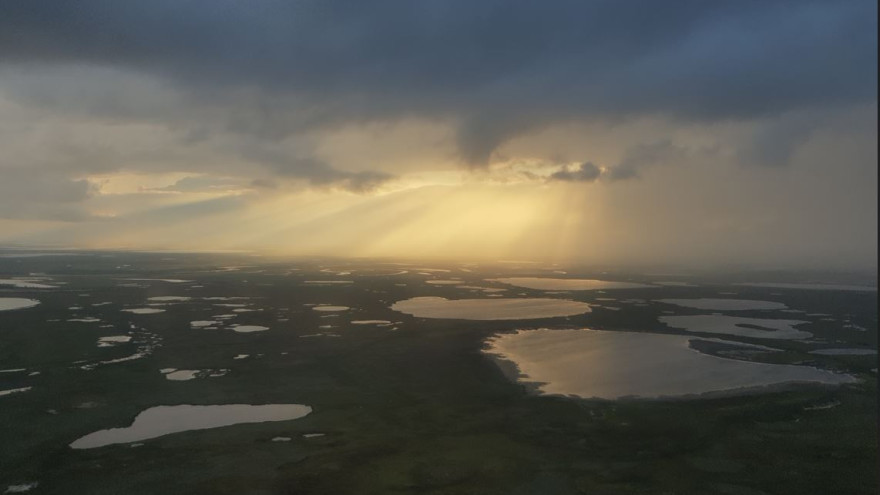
(313, 305), (350, 312)
(0, 279), (57, 289)
(122, 308), (165, 314)
(0, 298), (39, 311)
(660, 315), (812, 340)
(164, 370), (200, 381)
(97, 336), (132, 347)
(190, 320), (219, 328)
(230, 325), (269, 333)
(0, 387), (32, 398)
(392, 297), (591, 320)
(147, 296), (191, 302)
(485, 328), (855, 399)
(490, 278), (654, 291)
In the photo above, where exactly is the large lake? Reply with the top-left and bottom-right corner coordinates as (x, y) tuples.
(485, 328), (855, 399)
(392, 297), (591, 320)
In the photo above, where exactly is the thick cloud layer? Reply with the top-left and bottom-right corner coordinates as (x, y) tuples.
(0, 169), (94, 221)
(1, 0), (875, 165)
(0, 1), (875, 268)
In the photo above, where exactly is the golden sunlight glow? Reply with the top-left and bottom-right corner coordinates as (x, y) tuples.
(86, 172), (195, 195)
(245, 182), (605, 261)
(32, 174), (609, 262)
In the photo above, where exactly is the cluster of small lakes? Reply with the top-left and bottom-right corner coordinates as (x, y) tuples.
(0, 253), (876, 494)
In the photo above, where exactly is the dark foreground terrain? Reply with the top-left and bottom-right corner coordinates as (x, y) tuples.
(0, 251), (876, 494)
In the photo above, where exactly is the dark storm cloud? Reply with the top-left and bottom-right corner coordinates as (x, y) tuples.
(549, 162), (603, 183)
(734, 113), (821, 168)
(0, 169), (95, 221)
(235, 142), (394, 192)
(607, 141), (686, 181)
(0, 0), (876, 167)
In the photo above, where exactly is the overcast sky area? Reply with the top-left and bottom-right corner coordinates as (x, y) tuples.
(0, 1), (876, 269)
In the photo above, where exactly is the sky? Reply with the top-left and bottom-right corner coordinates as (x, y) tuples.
(0, 0), (876, 268)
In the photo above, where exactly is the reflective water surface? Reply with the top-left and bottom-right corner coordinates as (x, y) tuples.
(485, 329), (855, 399)
(70, 404), (312, 449)
(392, 297), (591, 320)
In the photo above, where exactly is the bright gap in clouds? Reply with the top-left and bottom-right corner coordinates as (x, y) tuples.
(168, 182), (592, 262)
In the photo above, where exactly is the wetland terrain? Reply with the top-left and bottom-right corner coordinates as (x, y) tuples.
(0, 251), (876, 494)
